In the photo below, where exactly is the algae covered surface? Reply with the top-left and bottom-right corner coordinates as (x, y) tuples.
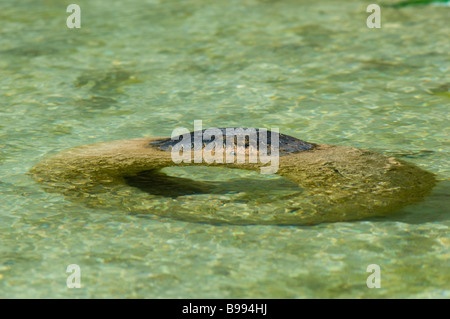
(0, 0), (449, 298)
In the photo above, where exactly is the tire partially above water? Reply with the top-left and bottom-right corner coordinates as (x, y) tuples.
(30, 130), (436, 225)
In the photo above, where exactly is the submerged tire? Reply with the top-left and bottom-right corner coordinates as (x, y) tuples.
(30, 130), (435, 225)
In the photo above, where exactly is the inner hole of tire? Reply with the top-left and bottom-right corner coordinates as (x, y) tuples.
(124, 166), (302, 198)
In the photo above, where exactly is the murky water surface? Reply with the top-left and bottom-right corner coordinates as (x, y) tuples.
(0, 0), (449, 298)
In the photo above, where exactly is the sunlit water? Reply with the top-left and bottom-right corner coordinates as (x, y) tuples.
(0, 0), (449, 298)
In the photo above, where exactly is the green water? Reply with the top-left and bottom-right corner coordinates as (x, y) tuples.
(0, 0), (449, 298)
